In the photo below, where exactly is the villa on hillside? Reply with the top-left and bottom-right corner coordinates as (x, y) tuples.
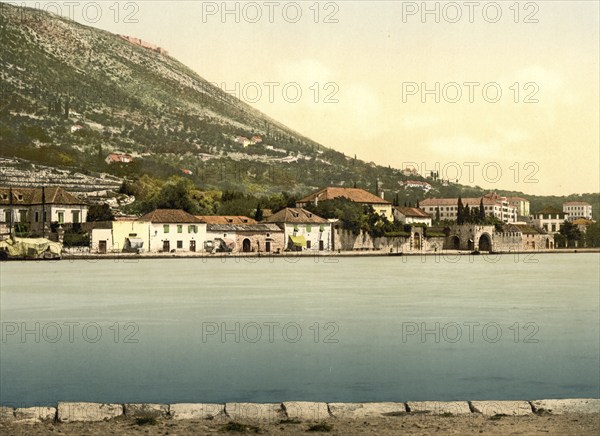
(296, 187), (393, 221)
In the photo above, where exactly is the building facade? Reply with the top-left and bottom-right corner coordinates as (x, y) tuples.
(532, 206), (567, 234)
(563, 201), (593, 221)
(139, 209), (207, 253)
(0, 186), (88, 234)
(265, 207), (333, 251)
(420, 192), (517, 223)
(393, 206), (432, 226)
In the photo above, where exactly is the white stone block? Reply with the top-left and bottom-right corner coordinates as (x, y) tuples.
(328, 402), (406, 418)
(170, 403), (225, 420)
(225, 403), (284, 421)
(407, 401), (471, 415)
(57, 402), (123, 422)
(282, 402), (330, 421)
(531, 399), (600, 415)
(14, 407), (56, 423)
(470, 401), (532, 416)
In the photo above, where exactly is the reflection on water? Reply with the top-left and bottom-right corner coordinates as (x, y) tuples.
(1, 254), (599, 406)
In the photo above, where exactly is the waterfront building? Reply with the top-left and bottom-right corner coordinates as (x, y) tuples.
(0, 186), (88, 234)
(532, 206), (567, 234)
(507, 196), (531, 219)
(199, 216), (284, 253)
(139, 209), (206, 253)
(265, 207), (333, 251)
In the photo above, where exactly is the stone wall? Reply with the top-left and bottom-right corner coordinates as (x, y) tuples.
(334, 228), (445, 254)
(1, 399), (597, 423)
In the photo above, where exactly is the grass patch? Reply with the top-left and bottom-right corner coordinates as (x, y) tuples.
(221, 422), (262, 433)
(306, 422), (333, 432)
(489, 414), (509, 420)
(279, 418), (302, 424)
(134, 415), (157, 426)
(440, 412), (454, 417)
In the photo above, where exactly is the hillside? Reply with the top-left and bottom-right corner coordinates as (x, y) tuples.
(0, 3), (598, 218)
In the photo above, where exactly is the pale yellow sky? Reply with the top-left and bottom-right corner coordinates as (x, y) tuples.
(16, 1), (600, 195)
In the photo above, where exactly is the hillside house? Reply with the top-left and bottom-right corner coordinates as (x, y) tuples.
(105, 153), (134, 165)
(296, 187), (394, 221)
(532, 206), (567, 234)
(393, 207), (432, 226)
(563, 201), (593, 221)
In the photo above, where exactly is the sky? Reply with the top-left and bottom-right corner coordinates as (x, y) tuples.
(11, 1), (600, 195)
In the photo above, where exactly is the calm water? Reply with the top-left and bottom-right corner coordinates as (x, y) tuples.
(1, 254), (599, 406)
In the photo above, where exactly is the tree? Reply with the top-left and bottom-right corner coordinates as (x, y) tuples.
(435, 207), (441, 223)
(457, 196), (464, 225)
(464, 204), (471, 223)
(87, 204), (114, 222)
(416, 199), (420, 208)
(559, 220), (583, 248)
(254, 202), (264, 221)
(479, 198), (485, 222)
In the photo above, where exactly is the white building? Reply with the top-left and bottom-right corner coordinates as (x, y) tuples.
(139, 209), (207, 253)
(0, 186), (88, 234)
(563, 201), (593, 221)
(399, 180), (432, 193)
(420, 192), (517, 223)
(507, 196), (531, 218)
(532, 206), (567, 234)
(393, 207), (432, 226)
(265, 207), (333, 251)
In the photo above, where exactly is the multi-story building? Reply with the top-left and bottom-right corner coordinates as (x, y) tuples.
(199, 216), (285, 253)
(296, 187), (394, 221)
(139, 209), (206, 253)
(507, 196), (531, 218)
(0, 186), (88, 234)
(265, 207), (333, 251)
(420, 192), (517, 223)
(563, 201), (593, 221)
(532, 206), (567, 234)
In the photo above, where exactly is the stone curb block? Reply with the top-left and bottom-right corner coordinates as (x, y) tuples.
(170, 403), (226, 420)
(328, 402), (406, 418)
(0, 406), (15, 422)
(225, 403), (285, 421)
(57, 402), (123, 422)
(282, 401), (330, 421)
(470, 401), (532, 416)
(531, 399), (600, 415)
(407, 401), (471, 415)
(124, 403), (169, 417)
(14, 407), (56, 423)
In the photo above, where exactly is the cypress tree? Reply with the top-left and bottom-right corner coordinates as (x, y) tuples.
(479, 198), (485, 222)
(457, 197), (464, 225)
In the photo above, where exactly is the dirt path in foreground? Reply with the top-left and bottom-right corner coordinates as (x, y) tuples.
(1, 413), (599, 435)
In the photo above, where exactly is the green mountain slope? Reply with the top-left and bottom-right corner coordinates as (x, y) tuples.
(0, 3), (598, 217)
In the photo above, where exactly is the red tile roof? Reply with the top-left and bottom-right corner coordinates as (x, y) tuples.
(195, 216), (257, 225)
(265, 207), (329, 224)
(297, 187), (390, 205)
(139, 209), (204, 223)
(394, 206), (431, 218)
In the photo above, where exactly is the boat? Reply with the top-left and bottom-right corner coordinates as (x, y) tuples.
(0, 237), (62, 260)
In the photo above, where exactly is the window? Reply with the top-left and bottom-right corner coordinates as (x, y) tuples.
(35, 212), (39, 222)
(177, 225), (183, 233)
(72, 210), (80, 223)
(163, 225), (170, 233)
(306, 240), (311, 249)
(319, 224), (324, 232)
(177, 241), (183, 249)
(293, 224), (299, 232)
(306, 224), (312, 232)
(57, 211), (64, 224)
(188, 225), (197, 233)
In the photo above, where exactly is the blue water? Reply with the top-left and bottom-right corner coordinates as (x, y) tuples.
(1, 253), (599, 407)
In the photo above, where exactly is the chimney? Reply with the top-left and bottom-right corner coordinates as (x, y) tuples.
(380, 191), (385, 200)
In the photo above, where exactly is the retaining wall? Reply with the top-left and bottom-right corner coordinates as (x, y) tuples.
(1, 399), (598, 423)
